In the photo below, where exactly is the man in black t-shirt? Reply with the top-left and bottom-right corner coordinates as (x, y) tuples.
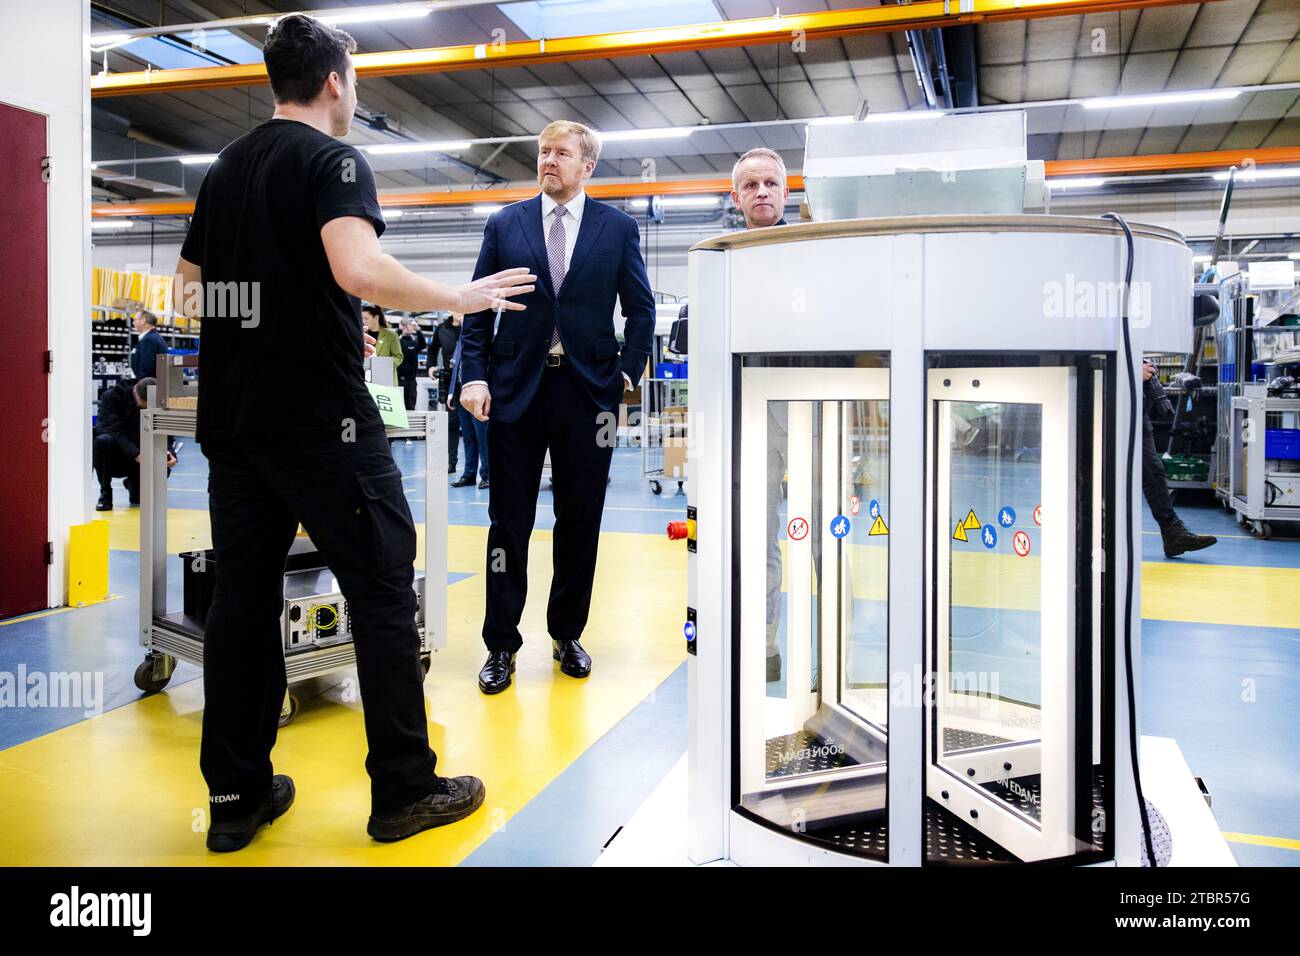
(174, 14), (534, 853)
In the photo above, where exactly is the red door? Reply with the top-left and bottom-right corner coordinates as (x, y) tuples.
(0, 101), (49, 618)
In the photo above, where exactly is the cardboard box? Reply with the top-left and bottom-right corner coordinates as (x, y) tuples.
(662, 404), (688, 478)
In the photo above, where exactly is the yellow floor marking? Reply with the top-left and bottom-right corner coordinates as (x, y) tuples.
(1221, 832), (1300, 851)
(0, 528), (684, 866)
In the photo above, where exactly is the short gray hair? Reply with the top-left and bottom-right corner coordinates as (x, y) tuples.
(731, 147), (787, 191)
(540, 120), (602, 165)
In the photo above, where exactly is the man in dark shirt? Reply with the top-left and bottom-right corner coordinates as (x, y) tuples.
(427, 313), (461, 474)
(92, 377), (175, 511)
(397, 320), (426, 411)
(173, 13), (534, 852)
(129, 310), (169, 380)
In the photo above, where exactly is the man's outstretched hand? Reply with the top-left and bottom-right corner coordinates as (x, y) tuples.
(457, 268), (536, 315)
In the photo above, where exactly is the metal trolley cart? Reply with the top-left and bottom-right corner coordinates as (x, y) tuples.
(641, 324), (689, 496)
(133, 404), (448, 726)
(1228, 388), (1300, 539)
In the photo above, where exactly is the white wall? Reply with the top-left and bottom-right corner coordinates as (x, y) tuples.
(0, 0), (91, 608)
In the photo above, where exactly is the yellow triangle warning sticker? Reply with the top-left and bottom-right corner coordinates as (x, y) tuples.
(869, 515), (889, 536)
(953, 521), (968, 542)
(963, 509), (981, 530)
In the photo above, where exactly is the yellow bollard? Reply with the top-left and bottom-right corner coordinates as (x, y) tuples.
(68, 520), (110, 607)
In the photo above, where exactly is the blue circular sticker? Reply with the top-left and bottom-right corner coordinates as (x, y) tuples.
(869, 499), (880, 519)
(981, 524), (998, 549)
(998, 506), (1016, 528)
(830, 515), (851, 538)
(683, 621), (696, 641)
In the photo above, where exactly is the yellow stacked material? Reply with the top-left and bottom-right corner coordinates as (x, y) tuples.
(90, 267), (175, 321)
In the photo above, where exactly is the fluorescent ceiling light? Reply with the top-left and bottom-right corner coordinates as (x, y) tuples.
(629, 196), (720, 210)
(1288, 253), (1300, 261)
(318, 6), (434, 27)
(1192, 255), (1213, 263)
(178, 154), (219, 165)
(1214, 166), (1300, 182)
(599, 127), (693, 142)
(365, 141), (472, 156)
(92, 220), (135, 231)
(473, 204), (504, 214)
(89, 33), (133, 52)
(1048, 177), (1108, 189)
(383, 209), (403, 219)
(1082, 90), (1239, 110)
(809, 111), (944, 126)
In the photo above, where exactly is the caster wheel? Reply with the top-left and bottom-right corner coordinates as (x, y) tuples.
(1260, 522), (1272, 540)
(278, 692), (300, 728)
(133, 658), (171, 694)
(650, 480), (662, 495)
(419, 654), (432, 677)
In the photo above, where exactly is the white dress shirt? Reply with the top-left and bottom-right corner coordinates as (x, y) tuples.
(464, 190), (631, 393)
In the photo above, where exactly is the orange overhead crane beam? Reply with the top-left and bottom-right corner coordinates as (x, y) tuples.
(91, 0), (1215, 98)
(90, 147), (1300, 219)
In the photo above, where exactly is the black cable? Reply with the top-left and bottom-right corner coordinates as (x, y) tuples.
(1102, 212), (1159, 868)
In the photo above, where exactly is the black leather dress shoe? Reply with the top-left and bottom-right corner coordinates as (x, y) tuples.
(478, 650), (516, 694)
(552, 638), (591, 679)
(451, 475), (477, 487)
(206, 774), (296, 853)
(96, 493), (112, 512)
(367, 774), (486, 842)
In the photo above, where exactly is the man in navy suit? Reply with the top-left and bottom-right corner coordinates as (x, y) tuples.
(460, 120), (655, 694)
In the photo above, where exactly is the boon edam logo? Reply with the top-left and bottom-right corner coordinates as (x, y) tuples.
(50, 887), (151, 936)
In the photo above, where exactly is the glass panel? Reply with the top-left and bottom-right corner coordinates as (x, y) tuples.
(738, 367), (889, 861)
(840, 400), (889, 728)
(938, 400), (1044, 815)
(762, 400), (826, 781)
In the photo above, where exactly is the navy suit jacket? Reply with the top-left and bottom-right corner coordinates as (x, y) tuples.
(459, 194), (656, 423)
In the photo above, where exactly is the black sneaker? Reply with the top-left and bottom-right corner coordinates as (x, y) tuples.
(367, 775), (487, 842)
(1161, 522), (1217, 558)
(206, 774), (296, 853)
(96, 492), (112, 512)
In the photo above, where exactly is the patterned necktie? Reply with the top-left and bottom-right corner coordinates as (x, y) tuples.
(547, 205), (567, 350)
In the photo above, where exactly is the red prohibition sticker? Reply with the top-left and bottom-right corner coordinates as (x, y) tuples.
(1033, 505), (1042, 526)
(787, 517), (809, 541)
(850, 495), (861, 515)
(1013, 530), (1031, 557)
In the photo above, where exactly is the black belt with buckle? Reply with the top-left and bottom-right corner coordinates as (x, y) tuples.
(545, 353), (564, 367)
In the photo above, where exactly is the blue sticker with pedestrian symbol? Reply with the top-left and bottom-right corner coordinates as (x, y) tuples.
(998, 506), (1016, 528)
(981, 524), (998, 549)
(869, 499), (880, 519)
(831, 515), (851, 538)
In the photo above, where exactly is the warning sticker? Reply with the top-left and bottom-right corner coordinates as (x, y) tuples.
(963, 509), (981, 530)
(953, 521), (968, 543)
(830, 515), (851, 539)
(1033, 505), (1042, 527)
(981, 524), (998, 549)
(869, 515), (889, 536)
(1013, 530), (1031, 557)
(787, 517), (809, 541)
(869, 499), (880, 519)
(998, 506), (1016, 528)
